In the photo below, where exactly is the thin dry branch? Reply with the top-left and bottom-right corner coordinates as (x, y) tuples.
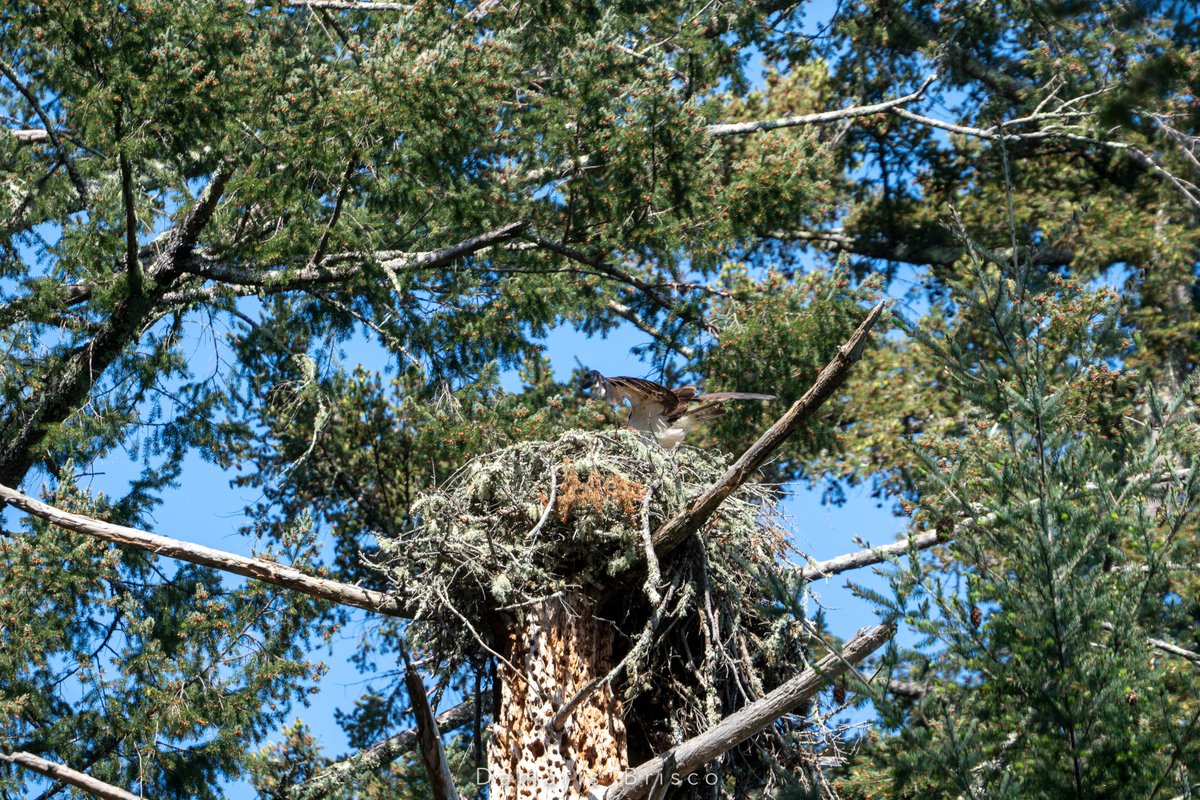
(290, 700), (476, 800)
(0, 752), (140, 800)
(0, 482), (408, 617)
(250, 0), (413, 9)
(705, 74), (936, 136)
(889, 107), (1200, 211)
(798, 530), (942, 582)
(595, 623), (896, 800)
(652, 301), (885, 553)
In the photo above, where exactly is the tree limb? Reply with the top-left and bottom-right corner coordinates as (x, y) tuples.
(249, 0), (414, 10)
(181, 221), (528, 288)
(0, 752), (140, 800)
(289, 700), (476, 800)
(0, 168), (230, 486)
(594, 623), (896, 800)
(403, 660), (463, 800)
(0, 63), (89, 205)
(705, 74), (936, 137)
(0, 482), (409, 617)
(652, 301), (885, 553)
(797, 530), (942, 582)
(10, 128), (51, 144)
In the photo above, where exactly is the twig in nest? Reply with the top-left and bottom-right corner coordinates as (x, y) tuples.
(434, 585), (539, 697)
(527, 457), (558, 540)
(639, 481), (662, 604)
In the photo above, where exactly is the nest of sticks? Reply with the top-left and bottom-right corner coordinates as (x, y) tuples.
(372, 429), (849, 793)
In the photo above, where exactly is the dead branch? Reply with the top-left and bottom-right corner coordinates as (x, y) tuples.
(890, 106), (1200, 211)
(652, 301), (885, 553)
(0, 752), (140, 800)
(705, 74), (937, 136)
(886, 678), (929, 699)
(1145, 635), (1200, 666)
(290, 700), (476, 800)
(404, 660), (463, 800)
(594, 623), (896, 800)
(1100, 622), (1200, 666)
(0, 482), (408, 617)
(180, 221), (528, 289)
(10, 128), (51, 144)
(797, 530), (942, 582)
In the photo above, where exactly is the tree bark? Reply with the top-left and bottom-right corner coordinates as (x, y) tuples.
(487, 595), (628, 800)
(0, 482), (407, 616)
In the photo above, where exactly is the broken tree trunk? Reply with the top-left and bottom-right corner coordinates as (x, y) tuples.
(487, 595), (628, 799)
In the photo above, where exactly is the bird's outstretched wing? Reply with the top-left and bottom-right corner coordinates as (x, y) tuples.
(588, 372), (695, 431)
(588, 371), (774, 448)
(659, 392), (777, 449)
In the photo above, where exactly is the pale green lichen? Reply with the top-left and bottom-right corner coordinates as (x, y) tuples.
(371, 428), (781, 663)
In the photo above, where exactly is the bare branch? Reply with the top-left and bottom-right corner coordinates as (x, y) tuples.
(797, 531), (942, 582)
(607, 300), (695, 358)
(1100, 623), (1200, 666)
(181, 221), (528, 289)
(0, 482), (409, 617)
(0, 752), (140, 800)
(596, 623), (895, 800)
(1144, 635), (1200, 666)
(0, 63), (89, 205)
(290, 700), (476, 800)
(705, 74), (937, 137)
(886, 678), (929, 699)
(404, 660), (463, 800)
(890, 107), (1200, 211)
(652, 301), (885, 553)
(10, 128), (51, 144)
(249, 0), (413, 10)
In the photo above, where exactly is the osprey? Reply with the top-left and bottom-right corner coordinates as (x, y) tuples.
(586, 371), (775, 449)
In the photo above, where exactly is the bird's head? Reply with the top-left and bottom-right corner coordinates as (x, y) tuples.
(582, 370), (605, 395)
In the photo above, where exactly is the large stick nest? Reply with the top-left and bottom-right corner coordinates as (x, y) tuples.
(372, 429), (837, 793)
(373, 429), (780, 632)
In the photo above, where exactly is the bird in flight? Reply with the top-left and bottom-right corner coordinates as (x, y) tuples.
(586, 371), (775, 449)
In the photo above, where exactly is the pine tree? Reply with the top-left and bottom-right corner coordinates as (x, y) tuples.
(838, 263), (1200, 799)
